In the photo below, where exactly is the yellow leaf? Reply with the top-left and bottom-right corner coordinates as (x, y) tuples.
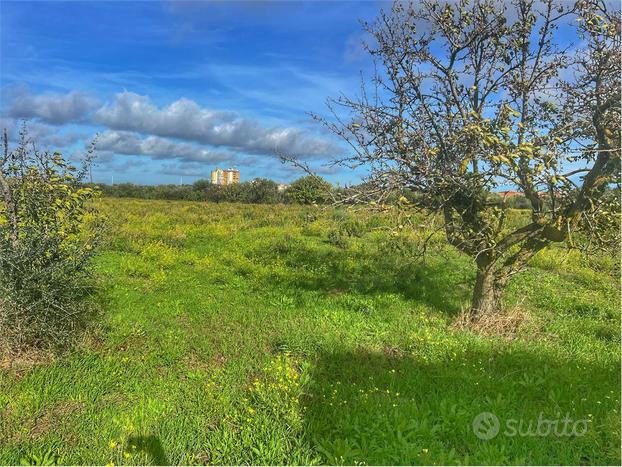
(459, 157), (471, 174)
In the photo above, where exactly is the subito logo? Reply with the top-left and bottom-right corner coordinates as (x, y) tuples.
(472, 412), (500, 440)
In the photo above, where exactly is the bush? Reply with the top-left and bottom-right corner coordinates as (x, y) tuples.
(284, 176), (333, 205)
(245, 178), (280, 204)
(506, 195), (531, 209)
(0, 129), (102, 352)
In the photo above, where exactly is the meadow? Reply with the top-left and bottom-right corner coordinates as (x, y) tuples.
(0, 198), (619, 465)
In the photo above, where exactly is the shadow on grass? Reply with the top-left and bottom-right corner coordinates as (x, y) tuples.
(261, 241), (473, 316)
(126, 435), (169, 465)
(301, 348), (621, 465)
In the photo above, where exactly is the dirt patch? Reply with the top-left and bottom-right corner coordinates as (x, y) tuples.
(382, 345), (405, 359)
(176, 313), (191, 327)
(452, 306), (537, 340)
(212, 352), (226, 368)
(76, 326), (107, 352)
(0, 347), (55, 378)
(185, 351), (226, 373)
(22, 401), (85, 441)
(327, 288), (345, 297)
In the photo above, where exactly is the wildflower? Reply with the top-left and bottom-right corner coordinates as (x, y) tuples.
(422, 448), (429, 454)
(106, 462), (114, 467)
(123, 452), (131, 459)
(109, 441), (118, 449)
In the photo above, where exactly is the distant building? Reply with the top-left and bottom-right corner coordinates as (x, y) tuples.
(211, 169), (221, 185)
(277, 183), (289, 192)
(226, 168), (240, 185)
(538, 190), (563, 198)
(498, 190), (523, 198)
(211, 168), (240, 186)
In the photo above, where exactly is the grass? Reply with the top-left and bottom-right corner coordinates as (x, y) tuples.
(0, 198), (619, 465)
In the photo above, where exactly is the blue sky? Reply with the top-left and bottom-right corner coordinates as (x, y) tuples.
(1, 0), (386, 185)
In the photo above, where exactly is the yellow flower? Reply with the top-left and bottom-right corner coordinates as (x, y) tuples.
(106, 462), (115, 467)
(422, 448), (429, 454)
(108, 441), (118, 449)
(123, 452), (131, 459)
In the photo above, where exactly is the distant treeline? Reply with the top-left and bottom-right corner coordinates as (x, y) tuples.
(97, 176), (335, 205)
(96, 176), (612, 210)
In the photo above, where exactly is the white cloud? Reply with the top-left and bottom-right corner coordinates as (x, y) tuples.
(6, 89), (99, 124)
(95, 91), (342, 158)
(1, 88), (346, 173)
(0, 116), (84, 148)
(96, 130), (234, 164)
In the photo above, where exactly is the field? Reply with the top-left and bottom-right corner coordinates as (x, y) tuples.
(0, 198), (620, 465)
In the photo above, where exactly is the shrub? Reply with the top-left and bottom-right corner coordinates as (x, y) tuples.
(0, 128), (102, 352)
(245, 178), (281, 204)
(284, 176), (333, 205)
(506, 195), (531, 209)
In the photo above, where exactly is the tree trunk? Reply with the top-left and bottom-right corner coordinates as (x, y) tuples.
(470, 266), (498, 318)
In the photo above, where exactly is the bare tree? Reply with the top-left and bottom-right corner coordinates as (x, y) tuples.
(312, 0), (620, 318)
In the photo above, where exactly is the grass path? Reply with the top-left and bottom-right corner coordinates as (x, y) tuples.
(1, 199), (619, 465)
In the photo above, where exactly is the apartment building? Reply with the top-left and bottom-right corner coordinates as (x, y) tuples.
(211, 168), (240, 186)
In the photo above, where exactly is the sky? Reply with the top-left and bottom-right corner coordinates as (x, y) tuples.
(0, 0), (386, 185)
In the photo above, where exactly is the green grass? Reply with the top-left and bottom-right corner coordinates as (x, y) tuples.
(1, 198), (619, 465)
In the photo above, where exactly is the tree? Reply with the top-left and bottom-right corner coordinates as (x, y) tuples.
(285, 175), (334, 205)
(314, 0), (620, 318)
(220, 182), (247, 203)
(246, 178), (281, 204)
(192, 178), (211, 193)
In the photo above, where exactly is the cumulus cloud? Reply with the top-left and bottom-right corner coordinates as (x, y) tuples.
(0, 116), (81, 148)
(43, 131), (90, 148)
(95, 91), (342, 158)
(6, 89), (100, 124)
(1, 89), (345, 179)
(97, 130), (234, 164)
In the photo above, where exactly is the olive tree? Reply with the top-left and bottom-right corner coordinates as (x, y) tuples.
(314, 0), (620, 317)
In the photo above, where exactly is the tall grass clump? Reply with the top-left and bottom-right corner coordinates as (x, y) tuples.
(0, 128), (102, 354)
